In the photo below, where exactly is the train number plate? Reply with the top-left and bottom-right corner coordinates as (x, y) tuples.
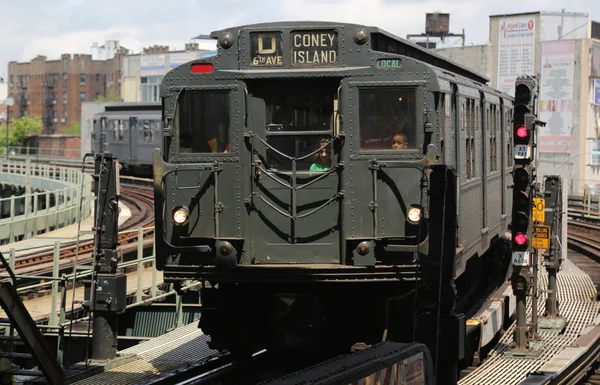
(514, 145), (531, 160)
(512, 251), (530, 266)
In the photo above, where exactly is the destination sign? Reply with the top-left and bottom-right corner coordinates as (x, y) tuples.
(291, 30), (338, 67)
(250, 32), (284, 67)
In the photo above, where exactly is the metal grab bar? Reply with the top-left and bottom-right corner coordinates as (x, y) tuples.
(254, 162), (342, 190)
(245, 132), (344, 239)
(252, 190), (344, 220)
(246, 132), (340, 162)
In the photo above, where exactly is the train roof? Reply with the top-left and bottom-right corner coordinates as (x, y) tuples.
(94, 109), (161, 118)
(102, 102), (161, 112)
(208, 21), (489, 84)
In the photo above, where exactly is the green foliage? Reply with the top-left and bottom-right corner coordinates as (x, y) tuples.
(95, 90), (121, 102)
(62, 121), (81, 136)
(0, 116), (43, 147)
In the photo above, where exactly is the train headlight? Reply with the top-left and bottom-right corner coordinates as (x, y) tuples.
(407, 206), (422, 224)
(173, 206), (189, 225)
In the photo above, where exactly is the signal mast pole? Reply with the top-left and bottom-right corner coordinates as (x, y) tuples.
(506, 76), (543, 356)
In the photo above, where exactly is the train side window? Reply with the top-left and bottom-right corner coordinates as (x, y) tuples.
(141, 120), (156, 143)
(178, 91), (230, 154)
(111, 120), (125, 142)
(359, 87), (417, 150)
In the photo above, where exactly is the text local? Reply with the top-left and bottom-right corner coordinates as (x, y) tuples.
(292, 33), (337, 65)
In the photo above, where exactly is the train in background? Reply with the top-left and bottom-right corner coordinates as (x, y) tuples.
(91, 102), (162, 176)
(152, 21), (516, 381)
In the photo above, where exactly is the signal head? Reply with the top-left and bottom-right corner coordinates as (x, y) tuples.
(513, 166), (533, 189)
(516, 125), (529, 139)
(513, 211), (529, 230)
(514, 232), (528, 246)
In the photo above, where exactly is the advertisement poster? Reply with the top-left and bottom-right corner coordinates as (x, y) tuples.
(497, 16), (536, 95)
(169, 52), (199, 69)
(140, 54), (166, 76)
(538, 40), (574, 153)
(592, 44), (600, 78)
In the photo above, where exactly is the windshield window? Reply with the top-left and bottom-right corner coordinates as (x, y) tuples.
(261, 87), (334, 171)
(359, 87), (418, 150)
(178, 91), (230, 153)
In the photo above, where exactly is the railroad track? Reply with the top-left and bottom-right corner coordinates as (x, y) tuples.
(0, 176), (155, 292)
(563, 211), (600, 384)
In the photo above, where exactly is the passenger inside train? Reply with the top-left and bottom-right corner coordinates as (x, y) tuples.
(310, 138), (332, 172)
(391, 133), (409, 149)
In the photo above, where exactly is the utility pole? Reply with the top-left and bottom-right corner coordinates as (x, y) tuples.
(86, 153), (126, 360)
(505, 76), (544, 357)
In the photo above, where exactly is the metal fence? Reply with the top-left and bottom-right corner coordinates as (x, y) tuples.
(4, 146), (88, 163)
(0, 228), (198, 362)
(0, 159), (93, 244)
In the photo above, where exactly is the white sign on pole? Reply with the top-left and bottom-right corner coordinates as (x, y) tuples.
(497, 16), (536, 96)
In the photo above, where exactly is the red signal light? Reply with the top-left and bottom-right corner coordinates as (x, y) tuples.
(514, 233), (527, 246)
(191, 63), (213, 74)
(516, 126), (529, 139)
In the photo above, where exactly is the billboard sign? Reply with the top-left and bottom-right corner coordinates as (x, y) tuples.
(497, 16), (536, 95)
(140, 54), (166, 76)
(169, 52), (199, 69)
(591, 44), (600, 78)
(538, 40), (575, 153)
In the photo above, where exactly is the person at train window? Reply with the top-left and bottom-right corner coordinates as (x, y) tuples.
(310, 138), (331, 172)
(391, 133), (409, 149)
(207, 123), (230, 153)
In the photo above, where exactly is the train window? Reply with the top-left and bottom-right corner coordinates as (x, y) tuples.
(359, 87), (417, 150)
(111, 120), (125, 142)
(261, 86), (334, 171)
(141, 120), (157, 143)
(178, 91), (230, 154)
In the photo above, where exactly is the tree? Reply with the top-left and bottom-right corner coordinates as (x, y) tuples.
(62, 121), (81, 136)
(96, 90), (121, 102)
(0, 116), (43, 147)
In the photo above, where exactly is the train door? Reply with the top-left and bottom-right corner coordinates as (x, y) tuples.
(129, 117), (138, 164)
(340, 78), (429, 260)
(158, 84), (245, 255)
(245, 79), (342, 264)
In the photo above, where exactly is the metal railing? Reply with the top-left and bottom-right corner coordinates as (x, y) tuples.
(0, 227), (195, 345)
(4, 146), (86, 162)
(0, 159), (93, 244)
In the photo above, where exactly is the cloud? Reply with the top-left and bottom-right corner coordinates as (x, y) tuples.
(0, 0), (598, 79)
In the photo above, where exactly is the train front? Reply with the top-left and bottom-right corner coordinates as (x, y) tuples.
(153, 22), (447, 354)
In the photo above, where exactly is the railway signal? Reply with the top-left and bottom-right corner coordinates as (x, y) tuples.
(511, 164), (534, 256)
(509, 76), (540, 355)
(513, 77), (536, 164)
(539, 176), (567, 332)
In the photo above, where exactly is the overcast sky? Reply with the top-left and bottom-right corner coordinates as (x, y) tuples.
(0, 0), (598, 80)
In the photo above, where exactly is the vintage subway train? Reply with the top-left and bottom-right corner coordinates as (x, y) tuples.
(92, 102), (163, 176)
(152, 21), (515, 376)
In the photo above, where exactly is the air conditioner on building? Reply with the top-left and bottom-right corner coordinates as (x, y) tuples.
(61, 118), (65, 123)
(53, 100), (56, 104)
(53, 118), (57, 123)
